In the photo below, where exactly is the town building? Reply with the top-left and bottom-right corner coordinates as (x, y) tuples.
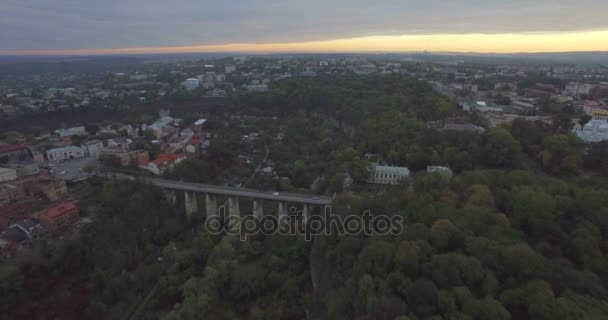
(225, 64), (237, 73)
(565, 82), (595, 97)
(39, 202), (78, 232)
(0, 168), (17, 183)
(0, 144), (29, 163)
(55, 126), (86, 138)
(82, 140), (104, 159)
(138, 153), (185, 175)
(573, 109), (608, 143)
(427, 166), (453, 177)
(147, 116), (179, 139)
(368, 165), (410, 185)
(99, 149), (149, 166)
(107, 137), (131, 151)
(46, 146), (85, 162)
(2, 218), (45, 242)
(184, 78), (200, 91)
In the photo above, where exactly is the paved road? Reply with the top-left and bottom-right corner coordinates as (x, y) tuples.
(151, 178), (332, 205)
(106, 173), (332, 205)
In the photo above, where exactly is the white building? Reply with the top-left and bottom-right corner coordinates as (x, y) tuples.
(427, 166), (453, 177)
(46, 146), (85, 162)
(368, 165), (410, 185)
(225, 64), (237, 73)
(147, 116), (177, 139)
(55, 126), (86, 138)
(184, 78), (200, 91)
(565, 82), (595, 97)
(0, 167), (17, 183)
(573, 110), (608, 143)
(245, 84), (269, 92)
(82, 140), (104, 159)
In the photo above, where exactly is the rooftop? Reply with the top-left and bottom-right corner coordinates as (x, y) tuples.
(0, 144), (27, 155)
(42, 202), (77, 219)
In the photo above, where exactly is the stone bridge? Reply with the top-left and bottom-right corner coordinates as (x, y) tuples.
(106, 173), (333, 220)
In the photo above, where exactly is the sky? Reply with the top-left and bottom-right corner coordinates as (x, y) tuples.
(1, 0), (608, 55)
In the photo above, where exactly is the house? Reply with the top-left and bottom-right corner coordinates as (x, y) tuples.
(46, 146), (85, 162)
(2, 218), (45, 242)
(368, 165), (410, 185)
(0, 168), (17, 183)
(39, 202), (78, 232)
(565, 82), (595, 97)
(119, 125), (138, 138)
(100, 149), (149, 166)
(427, 166), (453, 177)
(82, 140), (104, 159)
(107, 138), (131, 151)
(0, 144), (29, 162)
(138, 153), (185, 175)
(184, 136), (203, 154)
(32, 151), (45, 163)
(55, 126), (86, 138)
(147, 116), (178, 139)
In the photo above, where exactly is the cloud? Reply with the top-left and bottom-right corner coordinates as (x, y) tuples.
(1, 0), (607, 50)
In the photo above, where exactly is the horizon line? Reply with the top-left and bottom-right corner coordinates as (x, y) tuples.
(2, 30), (608, 56)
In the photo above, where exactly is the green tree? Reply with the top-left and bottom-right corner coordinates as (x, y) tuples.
(482, 128), (522, 168)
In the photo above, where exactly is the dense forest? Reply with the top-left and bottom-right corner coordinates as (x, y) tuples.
(3, 75), (608, 319)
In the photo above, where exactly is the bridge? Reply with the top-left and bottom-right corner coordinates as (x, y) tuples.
(105, 173), (333, 220)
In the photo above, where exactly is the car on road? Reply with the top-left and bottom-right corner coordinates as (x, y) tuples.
(272, 192), (280, 196)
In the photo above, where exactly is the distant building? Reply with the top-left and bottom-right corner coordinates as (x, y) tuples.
(82, 140), (104, 159)
(368, 165), (410, 185)
(0, 144), (29, 162)
(573, 109), (608, 143)
(2, 218), (44, 242)
(138, 153), (185, 175)
(107, 138), (131, 151)
(245, 84), (269, 92)
(565, 82), (594, 97)
(147, 116), (178, 139)
(100, 149), (149, 167)
(427, 166), (453, 177)
(55, 126), (86, 138)
(184, 78), (200, 91)
(39, 202), (78, 232)
(32, 151), (45, 164)
(46, 146), (85, 162)
(300, 70), (317, 77)
(225, 64), (237, 73)
(0, 168), (17, 183)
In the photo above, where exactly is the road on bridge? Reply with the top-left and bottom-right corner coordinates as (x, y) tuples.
(104, 173), (333, 205)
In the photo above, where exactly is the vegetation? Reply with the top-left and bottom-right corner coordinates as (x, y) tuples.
(3, 75), (608, 319)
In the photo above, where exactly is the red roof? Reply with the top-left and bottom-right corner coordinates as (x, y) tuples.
(0, 144), (27, 155)
(188, 137), (202, 146)
(41, 202), (77, 219)
(152, 153), (183, 167)
(136, 158), (150, 166)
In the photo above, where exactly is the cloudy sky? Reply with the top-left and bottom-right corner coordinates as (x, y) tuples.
(1, 0), (608, 53)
